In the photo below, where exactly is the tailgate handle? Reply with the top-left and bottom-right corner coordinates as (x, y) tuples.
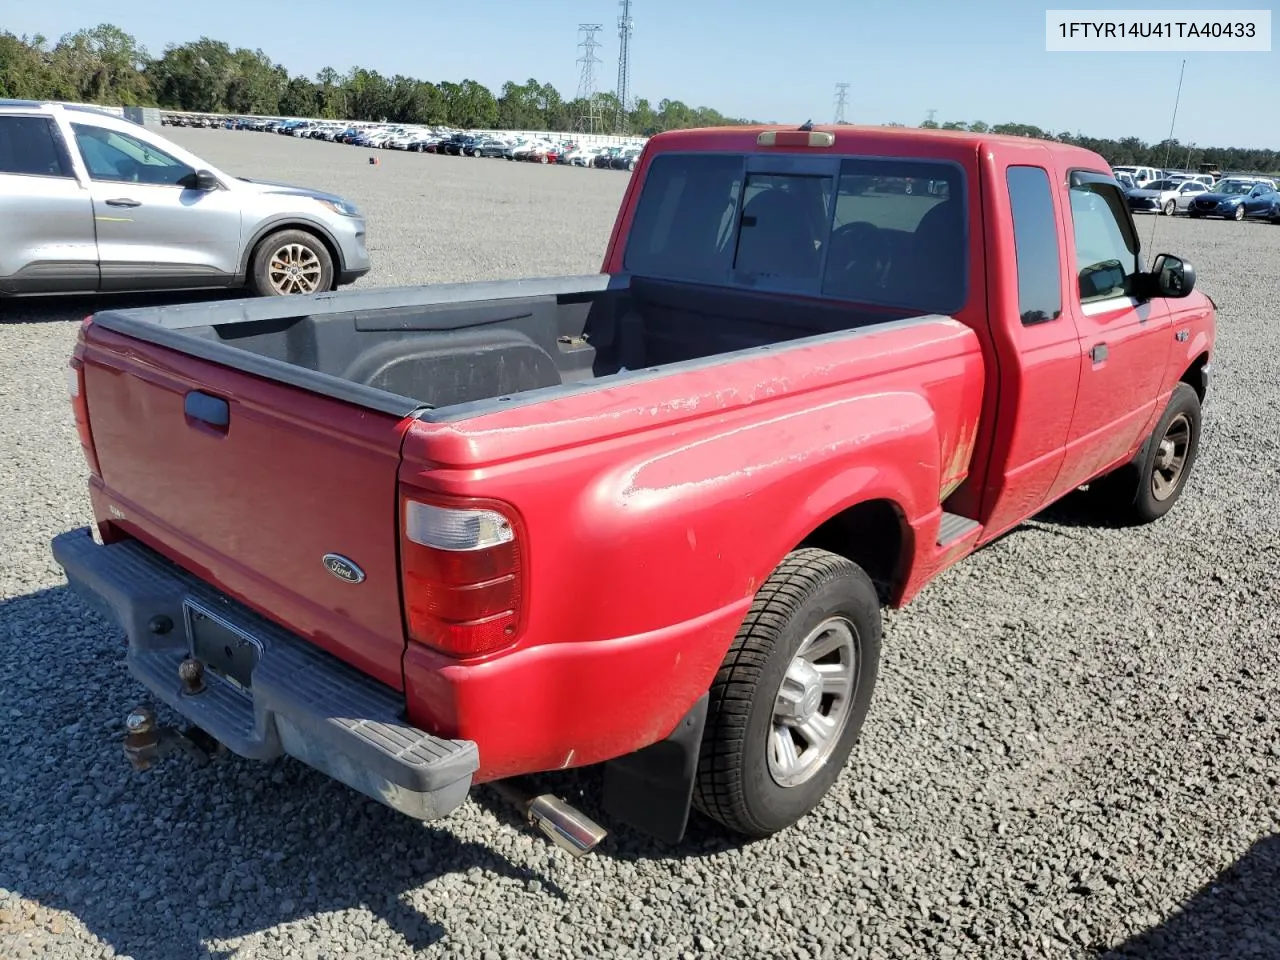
(184, 391), (230, 430)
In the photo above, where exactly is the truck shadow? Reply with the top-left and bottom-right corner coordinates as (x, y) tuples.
(0, 584), (567, 960)
(1097, 834), (1280, 959)
(1032, 485), (1128, 530)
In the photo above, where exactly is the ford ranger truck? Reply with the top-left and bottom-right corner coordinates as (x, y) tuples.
(52, 124), (1215, 851)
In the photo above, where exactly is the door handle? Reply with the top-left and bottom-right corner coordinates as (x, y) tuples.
(184, 391), (230, 432)
(105, 198), (141, 208)
(1090, 343), (1109, 363)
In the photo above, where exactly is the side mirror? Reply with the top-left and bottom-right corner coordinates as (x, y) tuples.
(1149, 253), (1196, 298)
(180, 169), (220, 191)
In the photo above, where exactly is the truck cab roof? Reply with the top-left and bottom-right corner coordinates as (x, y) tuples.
(648, 123), (1113, 171)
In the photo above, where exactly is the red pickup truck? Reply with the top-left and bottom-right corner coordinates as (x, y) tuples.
(53, 124), (1215, 854)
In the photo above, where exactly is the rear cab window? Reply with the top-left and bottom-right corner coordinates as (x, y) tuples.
(623, 151), (968, 316)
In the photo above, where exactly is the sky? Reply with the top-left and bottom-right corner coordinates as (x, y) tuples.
(8, 0), (1279, 149)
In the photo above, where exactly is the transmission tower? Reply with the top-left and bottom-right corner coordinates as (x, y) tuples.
(615, 0), (634, 132)
(575, 24), (604, 133)
(833, 82), (851, 124)
(925, 108), (938, 125)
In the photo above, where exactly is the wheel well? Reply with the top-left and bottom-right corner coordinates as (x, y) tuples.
(1180, 352), (1209, 402)
(797, 499), (909, 605)
(245, 224), (342, 286)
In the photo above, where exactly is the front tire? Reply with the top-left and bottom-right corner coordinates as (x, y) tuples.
(693, 548), (882, 838)
(1234, 205), (1246, 221)
(247, 229), (334, 297)
(1163, 199), (1177, 216)
(1090, 382), (1202, 525)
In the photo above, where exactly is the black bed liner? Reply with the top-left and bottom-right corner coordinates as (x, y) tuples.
(89, 272), (931, 423)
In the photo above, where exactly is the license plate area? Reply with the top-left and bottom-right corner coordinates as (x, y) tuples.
(184, 600), (263, 693)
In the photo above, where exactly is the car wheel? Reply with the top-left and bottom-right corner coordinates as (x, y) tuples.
(248, 229), (334, 297)
(1163, 199), (1177, 216)
(540, 154), (548, 164)
(1089, 382), (1202, 526)
(1234, 204), (1246, 221)
(693, 548), (881, 838)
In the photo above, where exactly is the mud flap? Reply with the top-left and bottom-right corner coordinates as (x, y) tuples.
(601, 693), (708, 844)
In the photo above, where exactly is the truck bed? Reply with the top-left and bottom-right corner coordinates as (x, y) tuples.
(88, 273), (921, 420)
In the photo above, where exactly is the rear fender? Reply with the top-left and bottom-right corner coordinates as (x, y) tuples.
(602, 388), (942, 622)
(748, 392), (941, 598)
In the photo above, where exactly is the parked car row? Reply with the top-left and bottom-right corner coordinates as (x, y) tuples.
(1121, 171), (1280, 223)
(164, 113), (648, 172)
(1111, 164), (1220, 188)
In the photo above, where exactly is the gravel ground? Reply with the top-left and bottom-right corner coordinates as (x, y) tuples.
(2, 128), (1279, 960)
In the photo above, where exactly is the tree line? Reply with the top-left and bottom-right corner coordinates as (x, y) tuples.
(2, 23), (1276, 171)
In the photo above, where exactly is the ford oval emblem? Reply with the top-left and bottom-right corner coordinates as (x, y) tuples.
(322, 553), (365, 584)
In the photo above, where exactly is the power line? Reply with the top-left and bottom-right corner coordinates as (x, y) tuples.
(575, 24), (604, 133)
(615, 0), (634, 132)
(833, 82), (851, 124)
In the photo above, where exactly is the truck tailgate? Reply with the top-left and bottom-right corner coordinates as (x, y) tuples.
(80, 323), (414, 691)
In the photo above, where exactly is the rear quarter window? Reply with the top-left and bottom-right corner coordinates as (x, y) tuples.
(0, 116), (71, 178)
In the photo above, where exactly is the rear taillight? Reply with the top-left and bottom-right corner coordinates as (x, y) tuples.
(399, 493), (524, 659)
(69, 319), (101, 476)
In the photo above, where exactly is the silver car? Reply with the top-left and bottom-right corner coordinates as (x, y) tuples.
(0, 100), (370, 298)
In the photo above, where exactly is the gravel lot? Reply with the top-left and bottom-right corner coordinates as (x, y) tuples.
(2, 128), (1279, 960)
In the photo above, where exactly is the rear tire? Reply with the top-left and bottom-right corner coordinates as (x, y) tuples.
(693, 548), (881, 838)
(247, 229), (334, 297)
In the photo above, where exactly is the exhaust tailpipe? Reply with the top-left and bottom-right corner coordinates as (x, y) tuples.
(490, 780), (607, 857)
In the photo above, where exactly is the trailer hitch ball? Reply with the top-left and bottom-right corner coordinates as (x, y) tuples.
(178, 656), (206, 695)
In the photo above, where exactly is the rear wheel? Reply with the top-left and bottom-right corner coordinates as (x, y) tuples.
(693, 548), (881, 838)
(247, 229), (333, 297)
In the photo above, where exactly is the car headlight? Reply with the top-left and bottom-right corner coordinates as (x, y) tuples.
(313, 197), (361, 217)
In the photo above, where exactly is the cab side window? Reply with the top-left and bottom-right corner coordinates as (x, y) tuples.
(1068, 181), (1139, 304)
